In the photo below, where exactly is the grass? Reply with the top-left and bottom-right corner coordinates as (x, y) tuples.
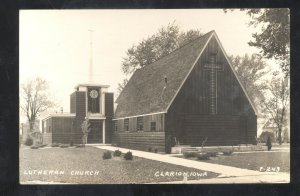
(20, 146), (219, 184)
(177, 151), (290, 173)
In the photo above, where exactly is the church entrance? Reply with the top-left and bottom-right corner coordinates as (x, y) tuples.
(87, 120), (103, 144)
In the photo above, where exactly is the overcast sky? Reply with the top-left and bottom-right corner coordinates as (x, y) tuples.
(20, 9), (266, 121)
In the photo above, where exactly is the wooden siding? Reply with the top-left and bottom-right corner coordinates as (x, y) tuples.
(112, 113), (165, 151)
(165, 36), (257, 149)
(105, 93), (114, 117)
(105, 117), (113, 143)
(73, 91), (87, 144)
(183, 115), (241, 146)
(172, 36), (254, 116)
(42, 133), (52, 145)
(113, 132), (165, 152)
(52, 117), (75, 144)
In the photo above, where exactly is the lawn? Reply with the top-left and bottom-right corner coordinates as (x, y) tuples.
(177, 151), (290, 173)
(19, 146), (219, 184)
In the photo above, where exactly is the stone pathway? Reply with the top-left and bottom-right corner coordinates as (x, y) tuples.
(94, 145), (289, 183)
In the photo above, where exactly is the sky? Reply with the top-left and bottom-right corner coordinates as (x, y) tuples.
(20, 9), (268, 122)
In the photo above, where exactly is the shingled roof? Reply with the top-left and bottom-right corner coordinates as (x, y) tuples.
(114, 31), (215, 118)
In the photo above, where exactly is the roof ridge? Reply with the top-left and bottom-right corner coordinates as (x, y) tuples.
(135, 30), (215, 72)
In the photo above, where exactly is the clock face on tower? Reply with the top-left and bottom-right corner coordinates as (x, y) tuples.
(89, 89), (99, 98)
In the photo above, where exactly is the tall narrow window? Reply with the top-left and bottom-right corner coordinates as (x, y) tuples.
(124, 119), (129, 131)
(114, 121), (118, 132)
(150, 122), (156, 131)
(137, 117), (143, 131)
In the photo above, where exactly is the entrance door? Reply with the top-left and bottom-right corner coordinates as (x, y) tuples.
(87, 120), (102, 143)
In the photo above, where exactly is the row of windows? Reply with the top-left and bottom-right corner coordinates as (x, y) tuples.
(114, 117), (158, 132)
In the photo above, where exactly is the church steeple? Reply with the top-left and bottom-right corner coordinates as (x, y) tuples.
(88, 29), (94, 83)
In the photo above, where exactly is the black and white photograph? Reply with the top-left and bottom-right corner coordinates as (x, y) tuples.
(19, 9), (290, 184)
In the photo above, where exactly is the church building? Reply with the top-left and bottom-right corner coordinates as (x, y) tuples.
(42, 83), (114, 145)
(112, 30), (257, 153)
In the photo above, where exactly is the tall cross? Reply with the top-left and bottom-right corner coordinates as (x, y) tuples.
(203, 53), (223, 115)
(88, 29), (94, 83)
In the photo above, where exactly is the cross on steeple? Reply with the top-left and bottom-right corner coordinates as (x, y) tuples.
(203, 53), (223, 115)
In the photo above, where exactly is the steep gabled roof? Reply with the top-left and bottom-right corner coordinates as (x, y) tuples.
(114, 31), (214, 118)
(114, 30), (257, 119)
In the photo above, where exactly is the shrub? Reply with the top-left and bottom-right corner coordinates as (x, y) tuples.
(39, 144), (47, 148)
(222, 150), (233, 156)
(24, 137), (33, 146)
(51, 143), (59, 147)
(124, 151), (133, 160)
(266, 136), (272, 151)
(103, 151), (112, 160)
(113, 149), (122, 157)
(60, 144), (69, 148)
(197, 153), (210, 160)
(207, 152), (218, 157)
(183, 151), (198, 158)
(259, 131), (275, 143)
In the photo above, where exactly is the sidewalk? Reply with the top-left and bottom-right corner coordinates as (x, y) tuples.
(94, 145), (289, 183)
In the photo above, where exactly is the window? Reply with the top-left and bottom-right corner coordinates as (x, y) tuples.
(124, 118), (129, 131)
(150, 122), (156, 131)
(137, 117), (143, 131)
(114, 121), (118, 132)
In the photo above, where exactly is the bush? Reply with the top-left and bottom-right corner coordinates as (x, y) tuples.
(197, 153), (210, 160)
(183, 151), (198, 158)
(259, 131), (275, 143)
(222, 150), (233, 156)
(103, 151), (112, 160)
(60, 144), (69, 148)
(51, 143), (59, 147)
(39, 144), (47, 148)
(207, 152), (218, 157)
(24, 137), (33, 146)
(113, 149), (122, 157)
(124, 151), (133, 160)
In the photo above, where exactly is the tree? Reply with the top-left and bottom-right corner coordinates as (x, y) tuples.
(81, 115), (91, 148)
(225, 9), (290, 76)
(261, 74), (289, 145)
(21, 77), (55, 132)
(117, 78), (129, 96)
(266, 135), (272, 151)
(121, 21), (202, 76)
(229, 54), (269, 113)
